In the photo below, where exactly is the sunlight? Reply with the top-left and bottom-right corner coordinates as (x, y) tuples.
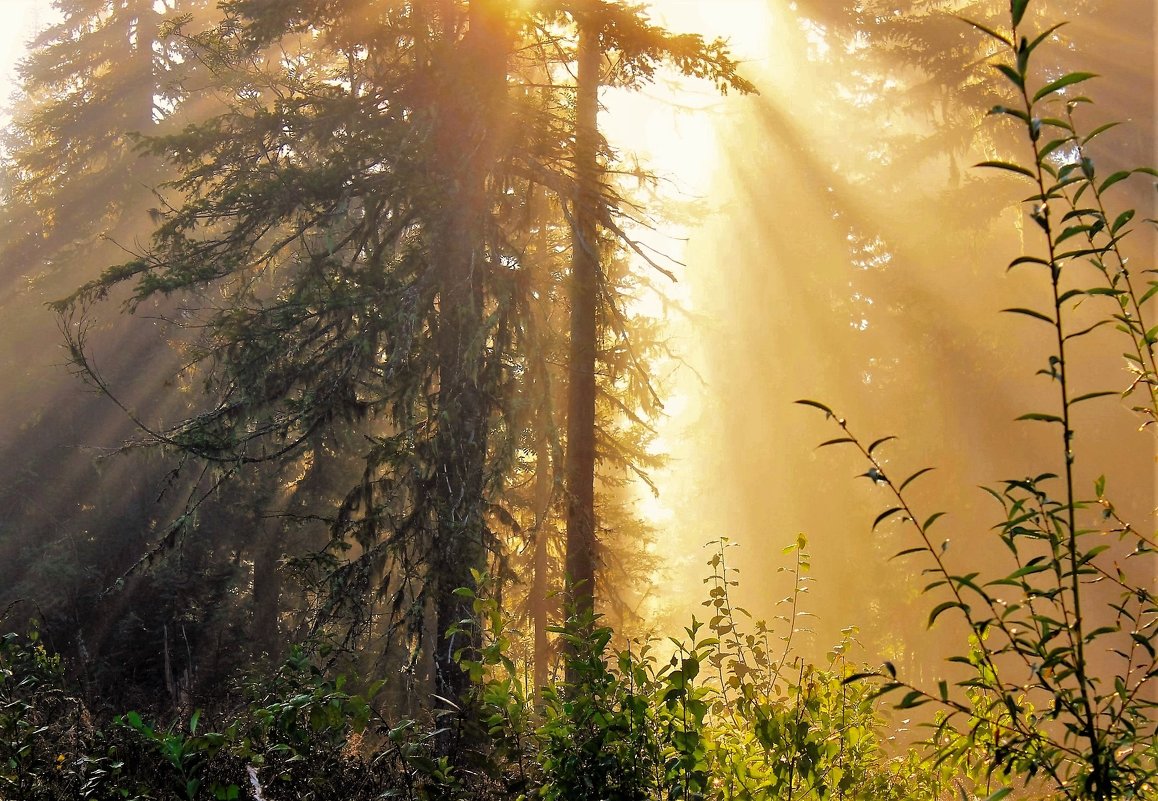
(0, 2), (49, 115)
(598, 2), (778, 627)
(0, 3), (1154, 794)
(601, 0), (770, 200)
(629, 0), (1158, 675)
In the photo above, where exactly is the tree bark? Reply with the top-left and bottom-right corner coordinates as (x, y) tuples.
(252, 524), (282, 659)
(427, 0), (509, 711)
(563, 10), (601, 629)
(530, 411), (553, 692)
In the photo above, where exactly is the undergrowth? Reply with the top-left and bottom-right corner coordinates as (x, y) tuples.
(1, 3), (1151, 801)
(3, 542), (981, 800)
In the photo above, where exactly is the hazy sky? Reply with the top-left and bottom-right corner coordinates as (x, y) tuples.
(0, 0), (51, 111)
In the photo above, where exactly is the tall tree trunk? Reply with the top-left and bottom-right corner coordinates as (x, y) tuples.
(427, 0), (509, 712)
(563, 10), (601, 629)
(530, 408), (554, 691)
(252, 524), (282, 659)
(128, 0), (158, 132)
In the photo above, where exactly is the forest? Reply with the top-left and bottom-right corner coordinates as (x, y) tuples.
(0, 0), (1154, 799)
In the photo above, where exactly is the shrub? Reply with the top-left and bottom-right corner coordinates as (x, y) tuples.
(799, 2), (1157, 799)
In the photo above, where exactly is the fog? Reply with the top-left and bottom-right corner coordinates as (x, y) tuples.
(0, 0), (1153, 698)
(639, 0), (1157, 676)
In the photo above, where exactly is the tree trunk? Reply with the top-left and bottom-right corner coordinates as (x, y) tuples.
(252, 524), (282, 659)
(427, 0), (509, 712)
(563, 10), (601, 631)
(530, 411), (554, 692)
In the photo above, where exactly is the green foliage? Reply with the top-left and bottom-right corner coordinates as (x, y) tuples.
(0, 627), (147, 801)
(0, 628), (67, 801)
(688, 541), (953, 801)
(117, 709), (236, 801)
(6, 3), (1154, 801)
(0, 550), (985, 801)
(0, 627), (436, 801)
(537, 622), (661, 801)
(459, 547), (957, 801)
(799, 3), (1157, 799)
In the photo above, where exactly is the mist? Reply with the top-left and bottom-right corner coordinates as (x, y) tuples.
(642, 0), (1157, 676)
(0, 1), (1155, 796)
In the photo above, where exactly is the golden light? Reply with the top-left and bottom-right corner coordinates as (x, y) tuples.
(0, 1), (50, 109)
(596, 1), (778, 626)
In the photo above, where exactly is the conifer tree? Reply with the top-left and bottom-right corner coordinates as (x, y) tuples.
(0, 0), (233, 702)
(563, 3), (602, 624)
(557, 1), (754, 626)
(50, 0), (753, 712)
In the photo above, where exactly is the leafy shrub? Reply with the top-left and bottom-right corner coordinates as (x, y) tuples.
(798, 2), (1157, 799)
(461, 542), (959, 801)
(1, 549), (976, 801)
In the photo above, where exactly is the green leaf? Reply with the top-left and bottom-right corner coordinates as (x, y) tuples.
(1132, 632), (1156, 659)
(975, 160), (1035, 179)
(1070, 390), (1117, 405)
(994, 63), (1025, 90)
(1037, 137), (1070, 161)
(1037, 116), (1073, 133)
(1016, 37), (1030, 76)
(795, 399), (834, 416)
(124, 711), (149, 734)
(1055, 224), (1092, 244)
(989, 105), (1031, 124)
(818, 437), (857, 448)
(1064, 319), (1112, 341)
(1008, 255), (1051, 271)
(1099, 170), (1131, 193)
(923, 512), (947, 530)
(869, 681), (904, 701)
(1061, 207), (1099, 222)
(1111, 209), (1135, 234)
(900, 467), (935, 492)
(1007, 562), (1049, 579)
(1011, 0), (1029, 28)
(189, 709), (201, 735)
(1032, 72), (1098, 104)
(928, 601), (962, 628)
(891, 546), (927, 560)
(873, 507), (905, 531)
(984, 789), (1014, 801)
(957, 16), (1012, 46)
(1002, 307), (1055, 324)
(1026, 22), (1067, 56)
(1082, 121), (1120, 144)
(1017, 412), (1064, 424)
(896, 690), (931, 709)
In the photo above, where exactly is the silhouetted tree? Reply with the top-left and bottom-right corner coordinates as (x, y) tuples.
(49, 0), (752, 717)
